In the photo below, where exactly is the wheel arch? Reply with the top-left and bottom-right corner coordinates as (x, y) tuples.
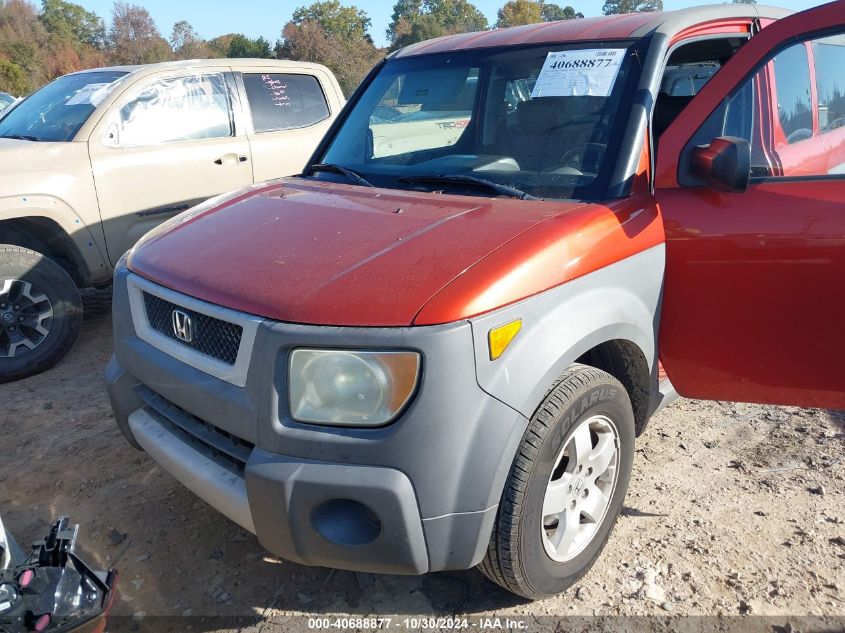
(469, 246), (664, 435)
(0, 201), (107, 287)
(574, 338), (653, 436)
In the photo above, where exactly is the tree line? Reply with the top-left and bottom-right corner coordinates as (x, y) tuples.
(0, 0), (756, 98)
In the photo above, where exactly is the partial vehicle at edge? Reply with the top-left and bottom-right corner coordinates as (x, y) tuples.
(107, 2), (845, 599)
(0, 58), (344, 382)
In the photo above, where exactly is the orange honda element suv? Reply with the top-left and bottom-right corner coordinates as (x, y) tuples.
(107, 3), (845, 598)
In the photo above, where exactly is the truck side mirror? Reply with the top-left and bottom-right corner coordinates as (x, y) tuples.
(691, 136), (751, 193)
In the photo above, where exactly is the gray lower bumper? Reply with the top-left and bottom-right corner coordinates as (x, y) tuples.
(108, 355), (503, 575)
(128, 409), (255, 533)
(125, 404), (432, 574)
(106, 266), (525, 576)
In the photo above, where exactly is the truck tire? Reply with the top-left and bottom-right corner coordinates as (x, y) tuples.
(479, 364), (635, 599)
(0, 245), (82, 383)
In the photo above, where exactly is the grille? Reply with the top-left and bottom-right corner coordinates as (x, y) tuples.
(135, 386), (254, 474)
(143, 292), (243, 365)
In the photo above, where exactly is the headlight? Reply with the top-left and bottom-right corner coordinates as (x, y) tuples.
(289, 349), (421, 426)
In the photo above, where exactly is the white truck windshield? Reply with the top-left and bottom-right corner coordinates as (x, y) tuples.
(0, 70), (127, 142)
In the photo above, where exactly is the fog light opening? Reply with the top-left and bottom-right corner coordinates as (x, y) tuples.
(312, 499), (382, 547)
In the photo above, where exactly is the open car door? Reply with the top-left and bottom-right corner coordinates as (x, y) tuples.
(655, 0), (845, 409)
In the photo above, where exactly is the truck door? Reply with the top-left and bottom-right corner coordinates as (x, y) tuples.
(89, 70), (253, 264)
(655, 1), (845, 409)
(235, 67), (338, 183)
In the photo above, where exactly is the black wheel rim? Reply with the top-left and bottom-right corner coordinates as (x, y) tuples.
(0, 279), (54, 358)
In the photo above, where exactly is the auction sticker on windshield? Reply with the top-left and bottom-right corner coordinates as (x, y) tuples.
(531, 49), (625, 98)
(66, 82), (117, 107)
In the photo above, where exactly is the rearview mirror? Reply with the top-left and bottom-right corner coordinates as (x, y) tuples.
(691, 136), (751, 193)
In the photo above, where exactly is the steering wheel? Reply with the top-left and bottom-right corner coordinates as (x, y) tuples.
(371, 105), (403, 122)
(558, 143), (607, 172)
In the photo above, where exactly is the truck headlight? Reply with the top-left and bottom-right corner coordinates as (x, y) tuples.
(289, 349), (421, 426)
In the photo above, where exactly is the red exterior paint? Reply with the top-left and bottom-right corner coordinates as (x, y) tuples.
(129, 115), (662, 328)
(395, 14), (657, 58)
(395, 7), (779, 59)
(415, 194), (663, 324)
(129, 181), (615, 326)
(655, 2), (845, 188)
(127, 2), (845, 410)
(656, 0), (845, 409)
(416, 131), (660, 324)
(669, 19), (752, 44)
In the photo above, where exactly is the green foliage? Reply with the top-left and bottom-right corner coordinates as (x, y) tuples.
(40, 0), (105, 49)
(282, 17), (382, 96)
(292, 0), (372, 43)
(226, 34), (273, 58)
(541, 3), (583, 21)
(496, 1), (582, 28)
(283, 1), (383, 96)
(0, 59), (28, 95)
(388, 0), (488, 48)
(496, 0), (542, 28)
(170, 20), (209, 59)
(207, 34), (235, 58)
(602, 0), (663, 14)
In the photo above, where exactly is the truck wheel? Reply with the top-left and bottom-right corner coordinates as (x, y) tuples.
(479, 364), (635, 599)
(0, 245), (82, 383)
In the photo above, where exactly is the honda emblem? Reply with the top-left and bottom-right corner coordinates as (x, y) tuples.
(171, 310), (193, 343)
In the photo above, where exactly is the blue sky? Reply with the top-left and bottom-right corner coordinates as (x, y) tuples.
(74, 0), (827, 49)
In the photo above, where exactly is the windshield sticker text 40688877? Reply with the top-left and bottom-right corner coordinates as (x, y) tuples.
(531, 48), (626, 98)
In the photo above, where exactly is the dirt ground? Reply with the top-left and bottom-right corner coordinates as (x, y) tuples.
(1, 290), (843, 632)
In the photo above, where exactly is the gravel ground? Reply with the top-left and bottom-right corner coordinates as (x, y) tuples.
(1, 290), (843, 632)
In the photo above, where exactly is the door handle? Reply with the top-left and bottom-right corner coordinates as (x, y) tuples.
(214, 153), (249, 166)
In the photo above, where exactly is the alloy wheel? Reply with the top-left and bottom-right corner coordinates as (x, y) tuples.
(541, 414), (620, 562)
(0, 279), (54, 359)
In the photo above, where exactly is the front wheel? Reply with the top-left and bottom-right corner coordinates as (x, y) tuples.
(0, 245), (82, 383)
(479, 364), (635, 599)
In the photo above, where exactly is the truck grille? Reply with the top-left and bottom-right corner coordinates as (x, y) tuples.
(143, 292), (243, 365)
(135, 385), (254, 474)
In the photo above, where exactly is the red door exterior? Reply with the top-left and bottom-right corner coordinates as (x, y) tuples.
(655, 1), (845, 409)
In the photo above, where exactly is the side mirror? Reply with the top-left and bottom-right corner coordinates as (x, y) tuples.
(691, 136), (751, 192)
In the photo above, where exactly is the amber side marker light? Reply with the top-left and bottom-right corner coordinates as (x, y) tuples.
(488, 319), (522, 361)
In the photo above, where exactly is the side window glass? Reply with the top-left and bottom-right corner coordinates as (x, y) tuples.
(660, 63), (720, 97)
(242, 73), (330, 132)
(682, 32), (845, 184)
(813, 36), (845, 134)
(773, 43), (813, 144)
(114, 74), (233, 147)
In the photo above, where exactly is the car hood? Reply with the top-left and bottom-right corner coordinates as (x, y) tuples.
(128, 179), (587, 326)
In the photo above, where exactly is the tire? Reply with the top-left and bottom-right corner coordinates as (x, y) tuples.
(478, 364), (635, 599)
(0, 245), (82, 383)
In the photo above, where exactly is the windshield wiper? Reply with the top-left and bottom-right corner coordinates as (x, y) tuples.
(305, 163), (374, 187)
(0, 134), (40, 141)
(398, 174), (537, 200)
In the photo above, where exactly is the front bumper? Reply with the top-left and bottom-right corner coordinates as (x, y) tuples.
(107, 266), (527, 575)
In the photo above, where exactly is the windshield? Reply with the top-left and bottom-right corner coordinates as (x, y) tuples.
(0, 70), (127, 142)
(314, 42), (642, 200)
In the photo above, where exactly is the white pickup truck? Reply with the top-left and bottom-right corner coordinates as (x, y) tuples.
(0, 59), (344, 382)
